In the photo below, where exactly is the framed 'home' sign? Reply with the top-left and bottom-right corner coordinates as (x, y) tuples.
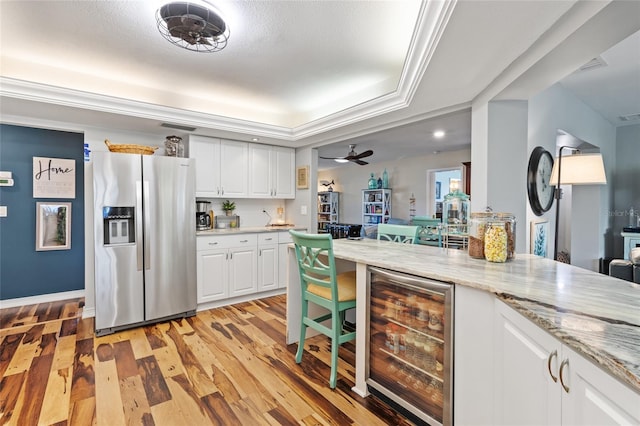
(33, 157), (76, 198)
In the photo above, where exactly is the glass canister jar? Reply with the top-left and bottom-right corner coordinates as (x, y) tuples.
(468, 212), (492, 259)
(495, 213), (516, 260)
(164, 135), (184, 157)
(443, 189), (470, 233)
(484, 221), (508, 262)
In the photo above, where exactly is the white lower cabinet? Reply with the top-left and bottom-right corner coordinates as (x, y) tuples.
(197, 248), (229, 302)
(494, 300), (640, 425)
(197, 232), (293, 305)
(197, 234), (257, 303)
(258, 234), (278, 292)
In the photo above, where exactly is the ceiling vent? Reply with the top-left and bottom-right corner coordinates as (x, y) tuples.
(161, 123), (197, 131)
(578, 56), (608, 72)
(618, 113), (640, 122)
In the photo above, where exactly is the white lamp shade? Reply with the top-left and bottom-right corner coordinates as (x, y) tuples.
(550, 153), (607, 185)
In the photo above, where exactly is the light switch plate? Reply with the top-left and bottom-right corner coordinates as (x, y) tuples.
(300, 205), (307, 215)
(0, 206), (7, 217)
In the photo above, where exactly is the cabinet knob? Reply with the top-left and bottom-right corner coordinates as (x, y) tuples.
(547, 350), (558, 382)
(559, 358), (570, 393)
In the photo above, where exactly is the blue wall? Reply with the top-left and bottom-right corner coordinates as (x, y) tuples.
(0, 124), (85, 299)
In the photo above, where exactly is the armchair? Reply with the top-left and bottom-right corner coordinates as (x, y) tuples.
(609, 247), (640, 283)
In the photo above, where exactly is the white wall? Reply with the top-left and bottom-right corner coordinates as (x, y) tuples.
(487, 101), (529, 254)
(288, 147), (317, 232)
(318, 148), (471, 225)
(528, 83), (616, 270)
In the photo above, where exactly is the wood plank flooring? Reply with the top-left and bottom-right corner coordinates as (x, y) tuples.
(0, 296), (415, 425)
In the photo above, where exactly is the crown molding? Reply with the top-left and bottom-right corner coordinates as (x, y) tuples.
(0, 1), (456, 143)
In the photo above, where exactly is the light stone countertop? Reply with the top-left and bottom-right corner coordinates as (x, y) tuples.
(196, 225), (304, 236)
(330, 238), (640, 393)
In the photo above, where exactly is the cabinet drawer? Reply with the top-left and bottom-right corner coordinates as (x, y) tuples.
(258, 233), (278, 245)
(197, 234), (258, 251)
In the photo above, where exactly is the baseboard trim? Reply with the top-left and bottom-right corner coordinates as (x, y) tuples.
(0, 289), (85, 309)
(197, 288), (286, 312)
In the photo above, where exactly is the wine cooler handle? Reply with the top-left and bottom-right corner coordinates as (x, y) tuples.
(559, 358), (570, 393)
(547, 350), (558, 382)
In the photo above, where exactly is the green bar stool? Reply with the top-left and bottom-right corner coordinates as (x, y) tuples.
(377, 224), (420, 244)
(289, 230), (356, 389)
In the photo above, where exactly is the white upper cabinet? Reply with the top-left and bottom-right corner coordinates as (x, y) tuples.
(272, 146), (295, 198)
(248, 144), (272, 198)
(188, 136), (248, 198)
(189, 136), (221, 198)
(219, 139), (248, 197)
(248, 144), (295, 199)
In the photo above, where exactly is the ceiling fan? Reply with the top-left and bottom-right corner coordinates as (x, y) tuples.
(156, 2), (230, 52)
(320, 144), (373, 165)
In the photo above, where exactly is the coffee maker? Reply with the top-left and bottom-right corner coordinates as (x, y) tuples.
(196, 201), (212, 230)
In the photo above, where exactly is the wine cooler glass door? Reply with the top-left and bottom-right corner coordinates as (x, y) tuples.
(366, 266), (453, 426)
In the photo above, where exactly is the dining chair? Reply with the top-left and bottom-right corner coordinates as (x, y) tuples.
(412, 216), (442, 247)
(377, 224), (420, 244)
(289, 230), (357, 389)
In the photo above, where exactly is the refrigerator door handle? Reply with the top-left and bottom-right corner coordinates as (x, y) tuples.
(143, 180), (151, 270)
(136, 181), (144, 271)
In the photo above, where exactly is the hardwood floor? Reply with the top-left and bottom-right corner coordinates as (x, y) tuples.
(0, 295), (415, 425)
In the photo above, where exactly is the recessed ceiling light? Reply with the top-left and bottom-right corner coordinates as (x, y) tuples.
(433, 130), (445, 138)
(252, 137), (259, 141)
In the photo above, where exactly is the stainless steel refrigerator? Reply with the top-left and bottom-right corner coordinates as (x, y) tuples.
(93, 152), (196, 336)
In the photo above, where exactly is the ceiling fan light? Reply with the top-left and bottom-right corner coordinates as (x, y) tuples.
(156, 1), (230, 53)
(335, 158), (349, 163)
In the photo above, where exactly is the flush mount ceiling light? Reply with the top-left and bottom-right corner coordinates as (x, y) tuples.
(156, 1), (229, 52)
(433, 130), (445, 138)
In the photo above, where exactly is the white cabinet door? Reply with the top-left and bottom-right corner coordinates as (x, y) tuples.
(219, 139), (248, 197)
(189, 136), (221, 197)
(561, 345), (640, 425)
(273, 146), (295, 198)
(248, 145), (295, 198)
(258, 244), (278, 291)
(494, 301), (640, 425)
(494, 300), (561, 425)
(197, 249), (228, 302)
(248, 144), (272, 198)
(228, 246), (257, 296)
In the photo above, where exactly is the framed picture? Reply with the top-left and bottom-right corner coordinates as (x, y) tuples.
(36, 202), (71, 251)
(435, 181), (441, 200)
(296, 166), (309, 189)
(530, 220), (549, 257)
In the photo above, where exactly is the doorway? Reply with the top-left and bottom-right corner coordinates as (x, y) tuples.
(427, 167), (463, 219)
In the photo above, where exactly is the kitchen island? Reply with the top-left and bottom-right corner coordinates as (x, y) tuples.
(286, 238), (640, 423)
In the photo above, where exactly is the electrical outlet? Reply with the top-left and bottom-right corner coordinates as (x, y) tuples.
(300, 205), (307, 215)
(0, 206), (6, 217)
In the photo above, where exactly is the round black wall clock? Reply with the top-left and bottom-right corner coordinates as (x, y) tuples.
(527, 146), (555, 216)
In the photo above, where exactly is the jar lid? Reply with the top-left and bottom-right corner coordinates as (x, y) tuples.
(493, 213), (515, 219)
(470, 212), (493, 218)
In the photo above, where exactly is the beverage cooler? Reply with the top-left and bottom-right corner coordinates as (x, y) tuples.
(367, 267), (454, 425)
